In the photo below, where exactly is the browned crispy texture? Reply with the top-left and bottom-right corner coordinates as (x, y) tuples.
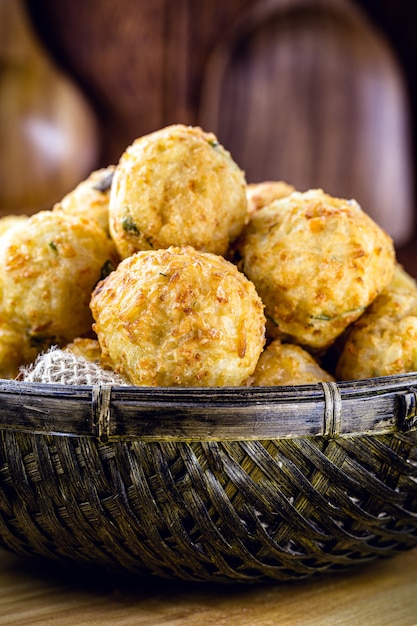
(0, 210), (118, 347)
(90, 246), (266, 386)
(250, 339), (334, 386)
(236, 188), (396, 351)
(109, 124), (247, 258)
(336, 265), (417, 379)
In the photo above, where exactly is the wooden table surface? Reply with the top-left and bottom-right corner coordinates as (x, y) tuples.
(0, 547), (416, 625)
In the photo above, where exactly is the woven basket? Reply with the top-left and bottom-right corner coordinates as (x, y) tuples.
(0, 373), (417, 584)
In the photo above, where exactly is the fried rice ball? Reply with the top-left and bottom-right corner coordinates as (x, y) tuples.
(250, 339), (335, 386)
(90, 246), (266, 386)
(64, 337), (116, 373)
(246, 180), (295, 217)
(336, 265), (417, 380)
(0, 210), (118, 347)
(54, 166), (115, 233)
(236, 189), (395, 351)
(65, 337), (103, 363)
(109, 124), (247, 258)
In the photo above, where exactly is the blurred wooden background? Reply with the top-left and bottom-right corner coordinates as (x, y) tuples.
(1, 0), (416, 272)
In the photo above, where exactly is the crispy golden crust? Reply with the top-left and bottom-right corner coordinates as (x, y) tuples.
(236, 189), (396, 351)
(250, 339), (334, 386)
(64, 336), (115, 371)
(54, 166), (115, 233)
(109, 125), (247, 258)
(90, 246), (266, 386)
(64, 337), (102, 363)
(336, 265), (417, 380)
(246, 181), (295, 217)
(0, 211), (118, 345)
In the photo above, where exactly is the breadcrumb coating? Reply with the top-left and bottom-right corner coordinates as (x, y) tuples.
(109, 125), (247, 258)
(236, 189), (396, 351)
(90, 246), (266, 386)
(64, 337), (102, 363)
(0, 210), (118, 346)
(250, 339), (334, 386)
(336, 265), (417, 380)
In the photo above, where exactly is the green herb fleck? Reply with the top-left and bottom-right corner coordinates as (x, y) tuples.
(48, 241), (58, 253)
(92, 171), (114, 193)
(265, 313), (279, 327)
(100, 259), (115, 281)
(122, 216), (140, 234)
(312, 307), (366, 322)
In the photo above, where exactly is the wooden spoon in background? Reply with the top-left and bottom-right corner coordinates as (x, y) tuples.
(0, 0), (99, 215)
(200, 0), (414, 247)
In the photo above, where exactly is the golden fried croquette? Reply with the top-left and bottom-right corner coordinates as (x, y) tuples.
(246, 180), (295, 217)
(54, 166), (115, 233)
(64, 337), (115, 372)
(250, 339), (335, 386)
(90, 246), (266, 386)
(0, 210), (118, 347)
(64, 337), (102, 363)
(0, 320), (38, 379)
(109, 125), (247, 258)
(236, 189), (395, 351)
(336, 265), (417, 380)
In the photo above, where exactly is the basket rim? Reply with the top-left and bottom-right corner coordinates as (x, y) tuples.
(0, 373), (416, 442)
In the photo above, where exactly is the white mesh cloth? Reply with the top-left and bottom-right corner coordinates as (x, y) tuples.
(20, 347), (129, 386)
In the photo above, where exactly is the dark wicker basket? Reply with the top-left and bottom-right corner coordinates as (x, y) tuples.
(0, 373), (417, 584)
